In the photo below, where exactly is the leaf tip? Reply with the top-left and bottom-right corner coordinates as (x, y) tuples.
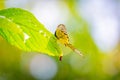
(59, 53), (63, 61)
(59, 55), (62, 61)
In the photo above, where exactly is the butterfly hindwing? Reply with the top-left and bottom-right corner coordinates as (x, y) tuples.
(55, 24), (69, 45)
(55, 24), (83, 57)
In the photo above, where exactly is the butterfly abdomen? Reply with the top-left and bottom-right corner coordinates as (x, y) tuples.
(54, 24), (83, 59)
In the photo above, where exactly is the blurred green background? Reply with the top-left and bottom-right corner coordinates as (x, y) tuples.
(0, 0), (120, 80)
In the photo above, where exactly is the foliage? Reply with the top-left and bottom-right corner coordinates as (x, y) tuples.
(0, 8), (62, 56)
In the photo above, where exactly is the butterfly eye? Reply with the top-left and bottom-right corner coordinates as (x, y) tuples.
(61, 28), (64, 31)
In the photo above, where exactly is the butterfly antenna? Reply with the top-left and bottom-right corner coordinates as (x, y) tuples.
(67, 44), (83, 56)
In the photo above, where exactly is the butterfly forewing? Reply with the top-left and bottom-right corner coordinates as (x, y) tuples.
(55, 24), (69, 45)
(55, 24), (83, 59)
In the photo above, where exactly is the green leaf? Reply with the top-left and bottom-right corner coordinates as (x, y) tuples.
(0, 8), (62, 56)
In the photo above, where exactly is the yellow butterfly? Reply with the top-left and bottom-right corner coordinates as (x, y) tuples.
(55, 24), (83, 60)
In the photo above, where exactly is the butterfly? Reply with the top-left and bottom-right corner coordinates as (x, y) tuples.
(55, 24), (83, 61)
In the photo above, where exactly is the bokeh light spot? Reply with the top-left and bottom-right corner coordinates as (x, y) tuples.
(30, 54), (57, 80)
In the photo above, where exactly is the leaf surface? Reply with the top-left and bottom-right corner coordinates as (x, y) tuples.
(0, 8), (62, 56)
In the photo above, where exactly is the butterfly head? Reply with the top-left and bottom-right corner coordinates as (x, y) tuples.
(57, 24), (67, 34)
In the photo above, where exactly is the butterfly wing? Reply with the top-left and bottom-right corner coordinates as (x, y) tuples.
(55, 24), (69, 45)
(55, 24), (83, 57)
